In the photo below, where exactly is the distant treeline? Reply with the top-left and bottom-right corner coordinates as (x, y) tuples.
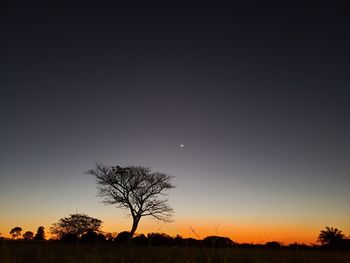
(2, 214), (349, 251)
(2, 231), (350, 251)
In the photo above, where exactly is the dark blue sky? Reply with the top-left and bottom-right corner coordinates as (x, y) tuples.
(1, 1), (349, 242)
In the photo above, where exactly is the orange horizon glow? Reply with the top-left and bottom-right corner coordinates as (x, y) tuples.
(2, 217), (346, 245)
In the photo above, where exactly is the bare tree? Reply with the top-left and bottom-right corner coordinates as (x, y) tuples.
(88, 164), (175, 237)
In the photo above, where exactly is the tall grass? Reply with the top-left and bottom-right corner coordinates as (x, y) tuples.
(1, 240), (349, 263)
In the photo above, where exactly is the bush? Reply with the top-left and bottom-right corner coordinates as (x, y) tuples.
(114, 231), (131, 244)
(203, 236), (235, 248)
(147, 233), (173, 246)
(60, 233), (79, 243)
(132, 234), (148, 245)
(265, 241), (282, 249)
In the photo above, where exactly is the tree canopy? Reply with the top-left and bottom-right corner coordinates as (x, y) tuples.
(23, 231), (34, 240)
(34, 226), (46, 241)
(10, 227), (22, 239)
(50, 213), (102, 239)
(318, 226), (344, 246)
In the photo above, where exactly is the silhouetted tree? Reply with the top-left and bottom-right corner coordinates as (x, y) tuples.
(34, 226), (46, 241)
(22, 231), (34, 240)
(318, 226), (344, 247)
(10, 227), (22, 239)
(88, 164), (175, 237)
(50, 213), (102, 239)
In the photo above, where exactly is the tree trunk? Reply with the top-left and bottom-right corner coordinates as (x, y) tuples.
(129, 216), (140, 238)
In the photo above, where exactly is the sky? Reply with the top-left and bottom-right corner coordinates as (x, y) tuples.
(1, 1), (350, 244)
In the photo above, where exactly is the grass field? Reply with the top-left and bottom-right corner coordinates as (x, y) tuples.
(1, 241), (350, 263)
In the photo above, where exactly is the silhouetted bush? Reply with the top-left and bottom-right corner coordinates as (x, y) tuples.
(132, 234), (148, 245)
(320, 238), (350, 251)
(81, 231), (98, 244)
(104, 232), (115, 242)
(97, 233), (106, 242)
(265, 241), (282, 249)
(288, 243), (312, 250)
(203, 236), (235, 248)
(114, 231), (131, 244)
(237, 243), (257, 249)
(339, 239), (350, 251)
(173, 235), (187, 246)
(60, 233), (79, 243)
(34, 226), (46, 241)
(147, 232), (173, 246)
(23, 231), (34, 240)
(185, 237), (202, 247)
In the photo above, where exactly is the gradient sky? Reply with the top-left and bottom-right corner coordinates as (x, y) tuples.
(1, 1), (350, 244)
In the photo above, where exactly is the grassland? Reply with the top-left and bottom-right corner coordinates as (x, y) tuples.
(1, 241), (350, 263)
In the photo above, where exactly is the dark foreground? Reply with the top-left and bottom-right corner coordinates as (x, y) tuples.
(1, 241), (350, 263)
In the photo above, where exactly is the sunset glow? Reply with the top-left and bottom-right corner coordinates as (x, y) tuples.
(1, 1), (349, 253)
